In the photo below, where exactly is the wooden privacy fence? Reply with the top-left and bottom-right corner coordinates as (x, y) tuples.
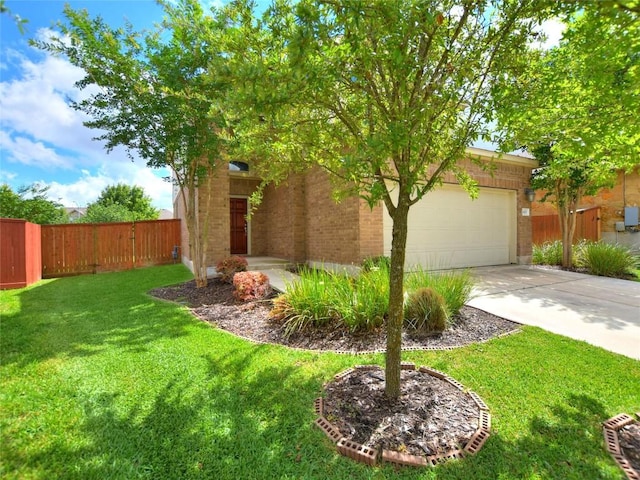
(41, 219), (181, 278)
(532, 207), (601, 245)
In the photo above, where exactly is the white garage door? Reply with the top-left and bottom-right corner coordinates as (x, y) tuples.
(383, 185), (517, 269)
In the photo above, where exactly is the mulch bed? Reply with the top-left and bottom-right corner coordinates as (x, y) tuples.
(148, 276), (516, 465)
(150, 277), (640, 470)
(149, 277), (520, 353)
(620, 423), (640, 475)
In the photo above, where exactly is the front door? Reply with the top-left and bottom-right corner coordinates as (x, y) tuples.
(230, 198), (248, 255)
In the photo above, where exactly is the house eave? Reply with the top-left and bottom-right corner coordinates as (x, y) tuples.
(465, 147), (538, 168)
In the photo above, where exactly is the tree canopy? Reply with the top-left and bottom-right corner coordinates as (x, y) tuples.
(85, 183), (159, 222)
(0, 183), (69, 224)
(35, 0), (233, 286)
(228, 0), (562, 399)
(493, 4), (640, 266)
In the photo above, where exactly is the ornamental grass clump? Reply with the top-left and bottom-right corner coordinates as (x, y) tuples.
(576, 241), (637, 278)
(216, 256), (248, 283)
(403, 287), (448, 334)
(269, 268), (338, 338)
(272, 262), (473, 338)
(532, 240), (563, 266)
(404, 266), (473, 317)
(333, 264), (389, 332)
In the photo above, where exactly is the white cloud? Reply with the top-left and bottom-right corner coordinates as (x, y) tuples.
(0, 31), (136, 168)
(0, 131), (74, 169)
(1, 28), (173, 210)
(42, 163), (173, 210)
(533, 18), (566, 50)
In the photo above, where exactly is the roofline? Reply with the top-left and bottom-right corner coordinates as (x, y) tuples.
(465, 146), (538, 168)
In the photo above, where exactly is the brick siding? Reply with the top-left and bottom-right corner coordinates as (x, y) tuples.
(176, 151), (536, 268)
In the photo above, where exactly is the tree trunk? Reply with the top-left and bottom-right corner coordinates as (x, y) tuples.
(556, 183), (580, 269)
(385, 196), (409, 401)
(182, 182), (208, 288)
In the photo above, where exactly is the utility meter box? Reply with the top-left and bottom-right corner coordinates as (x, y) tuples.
(624, 206), (639, 226)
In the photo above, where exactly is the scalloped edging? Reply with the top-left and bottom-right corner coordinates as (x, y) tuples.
(313, 364), (492, 468)
(603, 413), (640, 480)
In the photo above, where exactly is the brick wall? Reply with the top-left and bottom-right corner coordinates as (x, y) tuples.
(263, 174), (306, 261)
(532, 167), (640, 233)
(358, 199), (384, 260)
(200, 169), (230, 263)
(304, 167), (362, 264)
(177, 150), (537, 268)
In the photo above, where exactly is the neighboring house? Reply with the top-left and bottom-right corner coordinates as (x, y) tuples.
(65, 207), (174, 221)
(64, 207), (87, 221)
(158, 209), (174, 220)
(531, 166), (640, 250)
(174, 147), (538, 271)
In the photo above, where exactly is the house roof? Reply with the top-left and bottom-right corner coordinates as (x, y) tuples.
(465, 146), (538, 168)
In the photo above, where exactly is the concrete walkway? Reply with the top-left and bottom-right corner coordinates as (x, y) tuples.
(468, 265), (640, 360)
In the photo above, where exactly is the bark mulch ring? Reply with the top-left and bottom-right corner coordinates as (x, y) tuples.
(149, 277), (517, 468)
(603, 413), (640, 480)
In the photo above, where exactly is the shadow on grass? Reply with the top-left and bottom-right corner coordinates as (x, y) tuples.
(1, 266), (197, 367)
(7, 344), (364, 479)
(438, 393), (621, 480)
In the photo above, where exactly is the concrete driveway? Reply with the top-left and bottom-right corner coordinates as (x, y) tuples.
(468, 265), (640, 360)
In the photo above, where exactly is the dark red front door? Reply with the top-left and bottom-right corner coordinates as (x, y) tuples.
(230, 198), (248, 255)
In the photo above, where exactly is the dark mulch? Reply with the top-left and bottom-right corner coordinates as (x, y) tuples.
(149, 277), (520, 353)
(148, 276), (516, 464)
(324, 367), (480, 457)
(619, 423), (640, 474)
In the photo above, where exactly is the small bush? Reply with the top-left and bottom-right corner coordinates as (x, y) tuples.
(404, 287), (448, 334)
(405, 267), (473, 317)
(532, 241), (563, 266)
(273, 262), (474, 336)
(233, 271), (271, 302)
(216, 256), (248, 283)
(333, 265), (388, 332)
(361, 255), (391, 272)
(576, 241), (637, 277)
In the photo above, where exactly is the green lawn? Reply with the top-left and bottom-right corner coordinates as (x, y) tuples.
(1, 265), (638, 479)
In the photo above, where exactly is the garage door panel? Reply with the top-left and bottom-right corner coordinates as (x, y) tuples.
(384, 185), (516, 269)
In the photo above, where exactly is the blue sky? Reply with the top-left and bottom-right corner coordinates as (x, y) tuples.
(0, 1), (195, 210)
(1, 1), (562, 211)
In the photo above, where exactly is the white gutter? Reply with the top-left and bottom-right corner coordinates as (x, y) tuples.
(465, 146), (538, 168)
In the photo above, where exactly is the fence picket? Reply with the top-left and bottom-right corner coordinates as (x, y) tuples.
(532, 207), (600, 245)
(41, 219), (180, 278)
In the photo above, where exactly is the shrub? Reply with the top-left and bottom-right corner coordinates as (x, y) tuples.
(233, 271), (271, 302)
(532, 241), (563, 266)
(405, 266), (473, 317)
(576, 241), (637, 277)
(404, 287), (448, 334)
(216, 256), (248, 283)
(272, 262), (475, 336)
(361, 255), (391, 272)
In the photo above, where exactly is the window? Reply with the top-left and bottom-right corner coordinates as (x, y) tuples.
(229, 161), (249, 172)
